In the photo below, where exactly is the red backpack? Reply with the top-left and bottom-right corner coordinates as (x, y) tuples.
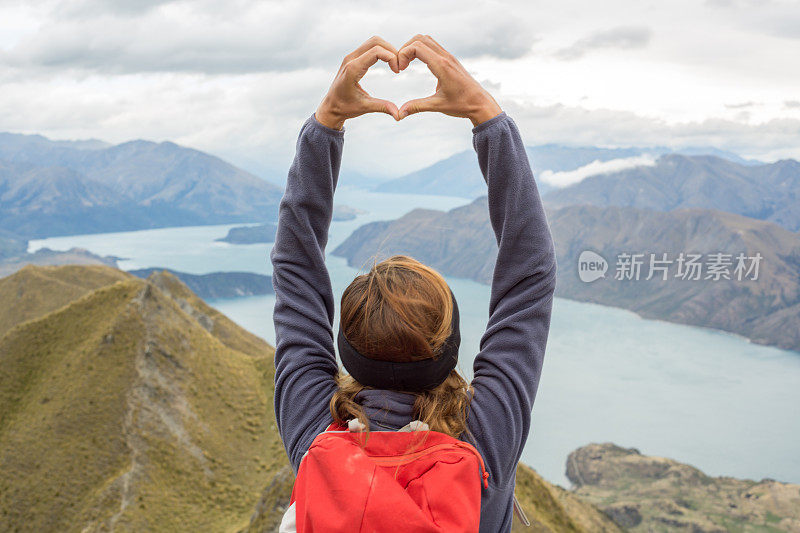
(280, 421), (489, 533)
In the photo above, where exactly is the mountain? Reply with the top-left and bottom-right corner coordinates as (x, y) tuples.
(332, 198), (800, 352)
(0, 266), (284, 531)
(0, 132), (283, 239)
(375, 145), (656, 198)
(0, 265), (131, 338)
(129, 268), (273, 299)
(0, 132), (110, 159)
(567, 443), (800, 532)
(545, 154), (800, 231)
(0, 264), (620, 532)
(373, 144), (758, 200)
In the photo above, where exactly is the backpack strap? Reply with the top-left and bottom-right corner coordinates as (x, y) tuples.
(513, 494), (531, 527)
(347, 419), (367, 432)
(340, 419), (431, 433)
(398, 420), (430, 432)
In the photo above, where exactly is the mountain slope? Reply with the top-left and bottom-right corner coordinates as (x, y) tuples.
(0, 264), (131, 337)
(0, 133), (283, 238)
(545, 154), (800, 231)
(0, 266), (282, 532)
(332, 198), (800, 352)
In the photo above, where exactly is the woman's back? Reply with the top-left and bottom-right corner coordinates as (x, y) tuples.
(270, 35), (556, 533)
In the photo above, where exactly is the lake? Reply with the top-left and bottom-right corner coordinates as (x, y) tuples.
(30, 186), (800, 487)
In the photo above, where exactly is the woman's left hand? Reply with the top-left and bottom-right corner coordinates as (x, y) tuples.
(315, 36), (401, 130)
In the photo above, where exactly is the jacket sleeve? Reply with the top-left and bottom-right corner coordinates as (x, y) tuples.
(466, 113), (557, 488)
(270, 115), (342, 470)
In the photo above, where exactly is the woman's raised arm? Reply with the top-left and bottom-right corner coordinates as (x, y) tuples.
(468, 113), (557, 488)
(271, 37), (400, 470)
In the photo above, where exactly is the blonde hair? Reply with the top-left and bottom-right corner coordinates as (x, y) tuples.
(331, 255), (472, 437)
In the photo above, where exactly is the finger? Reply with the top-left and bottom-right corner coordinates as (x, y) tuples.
(399, 34), (444, 55)
(397, 41), (444, 74)
(346, 45), (399, 78)
(398, 95), (440, 119)
(424, 35), (452, 57)
(365, 97), (401, 121)
(343, 36), (399, 67)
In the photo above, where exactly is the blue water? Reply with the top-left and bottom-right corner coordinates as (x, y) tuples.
(30, 186), (800, 488)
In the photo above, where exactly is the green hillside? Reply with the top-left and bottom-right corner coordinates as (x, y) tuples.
(0, 266), (282, 531)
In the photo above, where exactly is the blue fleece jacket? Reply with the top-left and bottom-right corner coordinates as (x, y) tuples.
(271, 112), (557, 532)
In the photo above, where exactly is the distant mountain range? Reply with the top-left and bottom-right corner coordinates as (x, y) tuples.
(333, 199), (800, 353)
(374, 144), (759, 199)
(0, 264), (619, 532)
(545, 154), (800, 231)
(0, 132), (283, 239)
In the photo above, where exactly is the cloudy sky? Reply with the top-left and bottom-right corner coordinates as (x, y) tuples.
(1, 0), (799, 181)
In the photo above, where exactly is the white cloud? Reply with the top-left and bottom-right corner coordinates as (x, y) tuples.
(0, 0), (799, 177)
(555, 26), (652, 60)
(539, 155), (658, 188)
(1, 1), (537, 74)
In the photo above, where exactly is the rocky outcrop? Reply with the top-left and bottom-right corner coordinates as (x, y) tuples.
(567, 443), (800, 532)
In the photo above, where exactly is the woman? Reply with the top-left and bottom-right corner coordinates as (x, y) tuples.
(271, 35), (556, 532)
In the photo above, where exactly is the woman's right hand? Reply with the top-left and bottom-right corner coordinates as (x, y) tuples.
(315, 36), (401, 130)
(396, 35), (502, 127)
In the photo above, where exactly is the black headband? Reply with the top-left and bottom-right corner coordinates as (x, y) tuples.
(337, 290), (460, 392)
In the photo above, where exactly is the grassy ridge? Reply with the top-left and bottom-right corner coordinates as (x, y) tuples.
(0, 267), (283, 531)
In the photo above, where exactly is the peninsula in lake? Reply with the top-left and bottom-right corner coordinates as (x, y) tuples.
(0, 229), (121, 277)
(216, 205), (366, 245)
(129, 268), (273, 300)
(333, 198), (800, 353)
(216, 223), (278, 244)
